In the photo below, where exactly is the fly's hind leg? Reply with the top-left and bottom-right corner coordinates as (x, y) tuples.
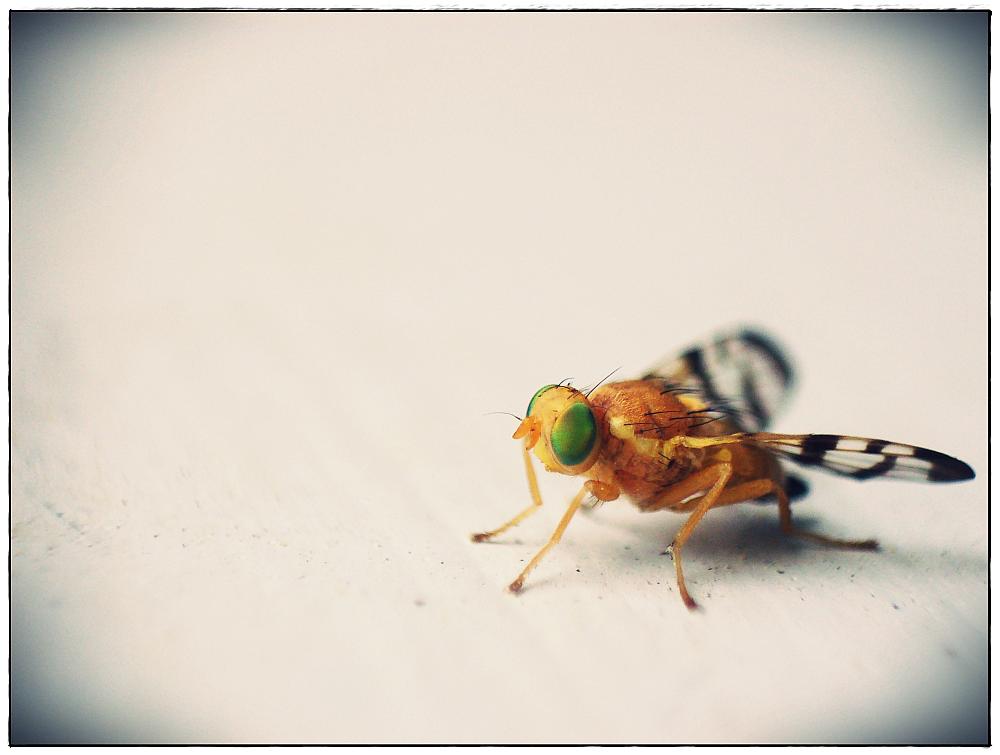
(775, 483), (878, 550)
(687, 475), (879, 549)
(676, 474), (879, 550)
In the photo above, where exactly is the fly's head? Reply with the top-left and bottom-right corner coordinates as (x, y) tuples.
(514, 385), (600, 475)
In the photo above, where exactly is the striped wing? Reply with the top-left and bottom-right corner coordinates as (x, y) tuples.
(642, 328), (794, 432)
(747, 433), (975, 483)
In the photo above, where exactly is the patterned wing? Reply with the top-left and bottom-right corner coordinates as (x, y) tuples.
(641, 328), (794, 432)
(746, 433), (975, 483)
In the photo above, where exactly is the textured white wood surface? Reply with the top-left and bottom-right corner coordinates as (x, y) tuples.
(11, 12), (987, 744)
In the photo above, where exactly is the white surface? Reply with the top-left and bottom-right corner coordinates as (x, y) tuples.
(11, 12), (987, 744)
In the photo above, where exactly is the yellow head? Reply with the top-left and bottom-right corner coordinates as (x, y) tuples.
(513, 385), (601, 475)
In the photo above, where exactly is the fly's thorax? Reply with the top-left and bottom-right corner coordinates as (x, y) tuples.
(587, 380), (701, 481)
(520, 385), (602, 475)
(588, 380), (697, 442)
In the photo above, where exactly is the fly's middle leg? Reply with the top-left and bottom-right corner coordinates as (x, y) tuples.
(645, 462), (734, 609)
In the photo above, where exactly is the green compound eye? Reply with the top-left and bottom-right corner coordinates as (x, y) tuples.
(526, 384), (557, 417)
(550, 402), (597, 467)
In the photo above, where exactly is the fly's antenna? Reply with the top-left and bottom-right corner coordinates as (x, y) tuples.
(484, 411), (523, 422)
(585, 367), (621, 397)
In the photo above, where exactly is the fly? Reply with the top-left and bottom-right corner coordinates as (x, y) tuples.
(471, 329), (974, 609)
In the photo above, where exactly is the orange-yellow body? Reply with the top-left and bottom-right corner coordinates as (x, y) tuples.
(585, 380), (784, 512)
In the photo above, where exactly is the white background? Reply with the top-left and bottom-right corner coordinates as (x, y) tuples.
(11, 11), (987, 744)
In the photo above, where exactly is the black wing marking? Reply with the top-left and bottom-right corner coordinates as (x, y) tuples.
(747, 433), (975, 483)
(641, 328), (794, 432)
(751, 473), (810, 505)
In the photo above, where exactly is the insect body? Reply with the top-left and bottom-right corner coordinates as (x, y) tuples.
(471, 329), (974, 609)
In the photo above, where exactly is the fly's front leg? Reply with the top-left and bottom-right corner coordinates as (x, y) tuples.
(508, 479), (619, 593)
(471, 438), (544, 542)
